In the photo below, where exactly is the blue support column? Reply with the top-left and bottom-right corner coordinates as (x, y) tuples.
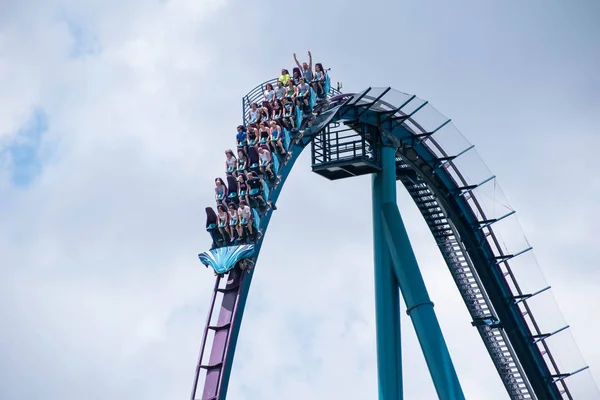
(372, 145), (403, 399)
(378, 147), (465, 400)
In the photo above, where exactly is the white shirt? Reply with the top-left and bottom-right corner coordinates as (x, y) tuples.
(238, 206), (251, 219)
(265, 90), (275, 102)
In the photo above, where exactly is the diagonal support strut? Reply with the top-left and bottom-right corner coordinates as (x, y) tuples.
(381, 201), (465, 400)
(376, 145), (465, 400)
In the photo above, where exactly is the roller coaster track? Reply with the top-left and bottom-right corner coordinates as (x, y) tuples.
(191, 80), (596, 399)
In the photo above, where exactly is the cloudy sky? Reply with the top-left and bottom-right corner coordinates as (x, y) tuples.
(1, 0), (599, 399)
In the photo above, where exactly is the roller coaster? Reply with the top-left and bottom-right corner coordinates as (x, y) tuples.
(191, 69), (598, 399)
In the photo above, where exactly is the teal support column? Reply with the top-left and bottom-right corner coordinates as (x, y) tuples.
(372, 145), (402, 399)
(380, 197), (465, 397)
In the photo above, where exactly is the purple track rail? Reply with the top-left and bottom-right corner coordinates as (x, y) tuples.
(191, 269), (245, 400)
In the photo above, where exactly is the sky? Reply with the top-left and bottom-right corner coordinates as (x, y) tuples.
(1, 0), (599, 399)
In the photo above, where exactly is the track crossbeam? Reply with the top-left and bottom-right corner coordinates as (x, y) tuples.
(399, 175), (535, 399)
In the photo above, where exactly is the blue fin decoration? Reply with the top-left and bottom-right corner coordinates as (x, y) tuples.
(198, 244), (255, 275)
(272, 150), (280, 175)
(262, 178), (270, 201)
(283, 128), (291, 150)
(295, 106), (302, 129)
(252, 209), (261, 228)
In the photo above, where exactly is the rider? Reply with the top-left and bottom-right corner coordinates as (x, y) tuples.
(313, 63), (326, 98)
(236, 125), (248, 150)
(269, 120), (286, 155)
(259, 101), (273, 123)
(279, 69), (291, 85)
(237, 173), (249, 204)
(247, 171), (268, 207)
(275, 81), (286, 100)
(247, 124), (258, 147)
(258, 146), (274, 177)
(215, 177), (228, 207)
(237, 148), (248, 175)
(228, 202), (240, 242)
(293, 51), (314, 83)
(259, 121), (271, 145)
(297, 77), (311, 100)
(272, 99), (284, 120)
(248, 103), (259, 123)
(216, 204), (230, 241)
(264, 83), (276, 103)
(238, 200), (254, 238)
(225, 149), (237, 175)
(282, 96), (296, 131)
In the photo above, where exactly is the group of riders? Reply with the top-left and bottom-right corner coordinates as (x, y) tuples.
(205, 52), (330, 249)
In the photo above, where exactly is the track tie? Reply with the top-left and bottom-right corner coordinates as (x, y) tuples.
(406, 177), (535, 399)
(216, 285), (239, 293)
(208, 323), (231, 331)
(200, 362), (224, 370)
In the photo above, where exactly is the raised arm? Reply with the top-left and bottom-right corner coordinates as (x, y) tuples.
(293, 53), (302, 70)
(308, 51), (313, 70)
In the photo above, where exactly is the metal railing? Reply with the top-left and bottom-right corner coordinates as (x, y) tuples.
(241, 76), (342, 125)
(331, 88), (595, 399)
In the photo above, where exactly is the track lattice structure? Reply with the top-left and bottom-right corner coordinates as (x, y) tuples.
(192, 79), (597, 400)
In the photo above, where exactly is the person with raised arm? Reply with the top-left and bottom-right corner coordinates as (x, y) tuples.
(293, 51), (314, 83)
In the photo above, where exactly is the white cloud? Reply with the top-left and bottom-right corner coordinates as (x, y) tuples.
(1, 0), (599, 399)
(0, 0), (228, 398)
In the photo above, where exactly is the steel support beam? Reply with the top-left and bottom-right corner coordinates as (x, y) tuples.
(379, 145), (465, 400)
(372, 145), (403, 399)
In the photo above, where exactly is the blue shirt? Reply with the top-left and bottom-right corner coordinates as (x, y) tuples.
(236, 132), (247, 142)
